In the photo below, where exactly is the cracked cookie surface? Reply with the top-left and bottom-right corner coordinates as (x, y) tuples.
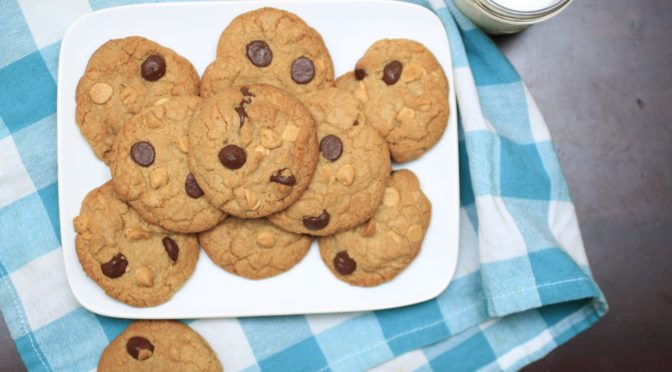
(110, 96), (226, 233)
(199, 217), (311, 279)
(73, 182), (199, 307)
(188, 84), (318, 218)
(76, 36), (199, 163)
(98, 320), (222, 372)
(335, 39), (449, 163)
(201, 7), (334, 98)
(318, 169), (431, 287)
(269, 88), (390, 236)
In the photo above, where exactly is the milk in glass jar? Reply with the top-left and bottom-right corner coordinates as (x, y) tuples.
(454, 0), (573, 34)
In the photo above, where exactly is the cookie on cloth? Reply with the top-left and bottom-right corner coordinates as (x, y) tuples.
(269, 87), (391, 236)
(110, 96), (225, 233)
(98, 320), (222, 372)
(199, 217), (312, 280)
(201, 7), (334, 97)
(76, 36), (199, 163)
(336, 39), (449, 163)
(73, 182), (199, 307)
(188, 84), (318, 219)
(318, 169), (431, 287)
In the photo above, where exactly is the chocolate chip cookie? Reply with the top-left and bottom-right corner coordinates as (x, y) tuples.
(98, 320), (222, 372)
(73, 182), (199, 307)
(318, 169), (431, 287)
(110, 96), (226, 233)
(188, 84), (318, 218)
(201, 7), (334, 97)
(335, 39), (449, 163)
(268, 88), (391, 236)
(76, 36), (199, 163)
(199, 217), (311, 280)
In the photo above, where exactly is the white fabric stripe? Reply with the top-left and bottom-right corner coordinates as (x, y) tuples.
(495, 329), (555, 370)
(189, 319), (257, 372)
(454, 208), (481, 277)
(369, 349), (430, 371)
(477, 196), (528, 263)
(524, 85), (552, 143)
(0, 136), (36, 208)
(18, 0), (92, 48)
(454, 67), (497, 133)
(10, 249), (79, 332)
(307, 312), (362, 335)
(549, 201), (589, 267)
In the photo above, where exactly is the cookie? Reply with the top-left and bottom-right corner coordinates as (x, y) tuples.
(318, 169), (431, 287)
(199, 217), (311, 280)
(268, 88), (391, 236)
(201, 7), (334, 97)
(188, 84), (318, 218)
(76, 36), (199, 163)
(335, 39), (449, 163)
(73, 182), (199, 307)
(98, 320), (222, 372)
(110, 96), (226, 233)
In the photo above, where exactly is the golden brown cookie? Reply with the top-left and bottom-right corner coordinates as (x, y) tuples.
(201, 7), (334, 97)
(76, 36), (199, 163)
(98, 320), (222, 372)
(318, 170), (431, 287)
(110, 96), (226, 233)
(188, 84), (318, 218)
(336, 39), (449, 163)
(199, 217), (312, 280)
(73, 182), (199, 307)
(268, 88), (390, 236)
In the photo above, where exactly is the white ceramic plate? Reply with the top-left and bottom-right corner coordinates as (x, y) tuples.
(58, 0), (459, 319)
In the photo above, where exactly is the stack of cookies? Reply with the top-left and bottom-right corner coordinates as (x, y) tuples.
(73, 7), (450, 309)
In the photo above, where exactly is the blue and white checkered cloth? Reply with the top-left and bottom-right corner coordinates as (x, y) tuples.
(0, 0), (607, 370)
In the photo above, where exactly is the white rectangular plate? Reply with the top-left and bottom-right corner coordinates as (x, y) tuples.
(58, 0), (459, 319)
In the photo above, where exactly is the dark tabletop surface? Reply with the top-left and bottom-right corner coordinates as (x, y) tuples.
(2, 0), (671, 370)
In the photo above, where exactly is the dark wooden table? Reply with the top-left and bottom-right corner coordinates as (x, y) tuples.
(2, 0), (671, 370)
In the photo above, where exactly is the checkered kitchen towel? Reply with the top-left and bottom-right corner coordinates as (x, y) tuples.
(0, 0), (607, 370)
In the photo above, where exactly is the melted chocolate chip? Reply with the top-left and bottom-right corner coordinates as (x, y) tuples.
(235, 97), (252, 127)
(246, 40), (272, 67)
(241, 86), (255, 97)
(141, 55), (166, 81)
(319, 135), (343, 161)
(184, 174), (203, 199)
(126, 337), (155, 360)
(333, 251), (357, 275)
(162, 237), (179, 262)
(101, 253), (127, 278)
(303, 210), (330, 230)
(353, 120), (359, 126)
(383, 60), (403, 85)
(270, 169), (296, 186)
(355, 68), (367, 80)
(131, 141), (155, 167)
(218, 145), (246, 169)
(291, 57), (315, 84)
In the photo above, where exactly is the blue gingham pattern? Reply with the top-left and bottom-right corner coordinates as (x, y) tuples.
(0, 0), (607, 370)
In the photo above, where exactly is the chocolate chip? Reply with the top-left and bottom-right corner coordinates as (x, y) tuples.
(246, 40), (272, 67)
(101, 253), (127, 278)
(126, 337), (154, 360)
(270, 169), (296, 186)
(355, 68), (367, 80)
(141, 55), (166, 81)
(185, 174), (203, 199)
(353, 120), (359, 126)
(319, 135), (343, 161)
(235, 97), (252, 127)
(218, 145), (246, 169)
(383, 60), (403, 85)
(333, 251), (356, 275)
(162, 237), (179, 262)
(291, 57), (315, 84)
(303, 210), (330, 230)
(241, 86), (255, 97)
(131, 141), (155, 167)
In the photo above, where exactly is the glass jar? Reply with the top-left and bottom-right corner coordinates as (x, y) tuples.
(454, 0), (573, 34)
